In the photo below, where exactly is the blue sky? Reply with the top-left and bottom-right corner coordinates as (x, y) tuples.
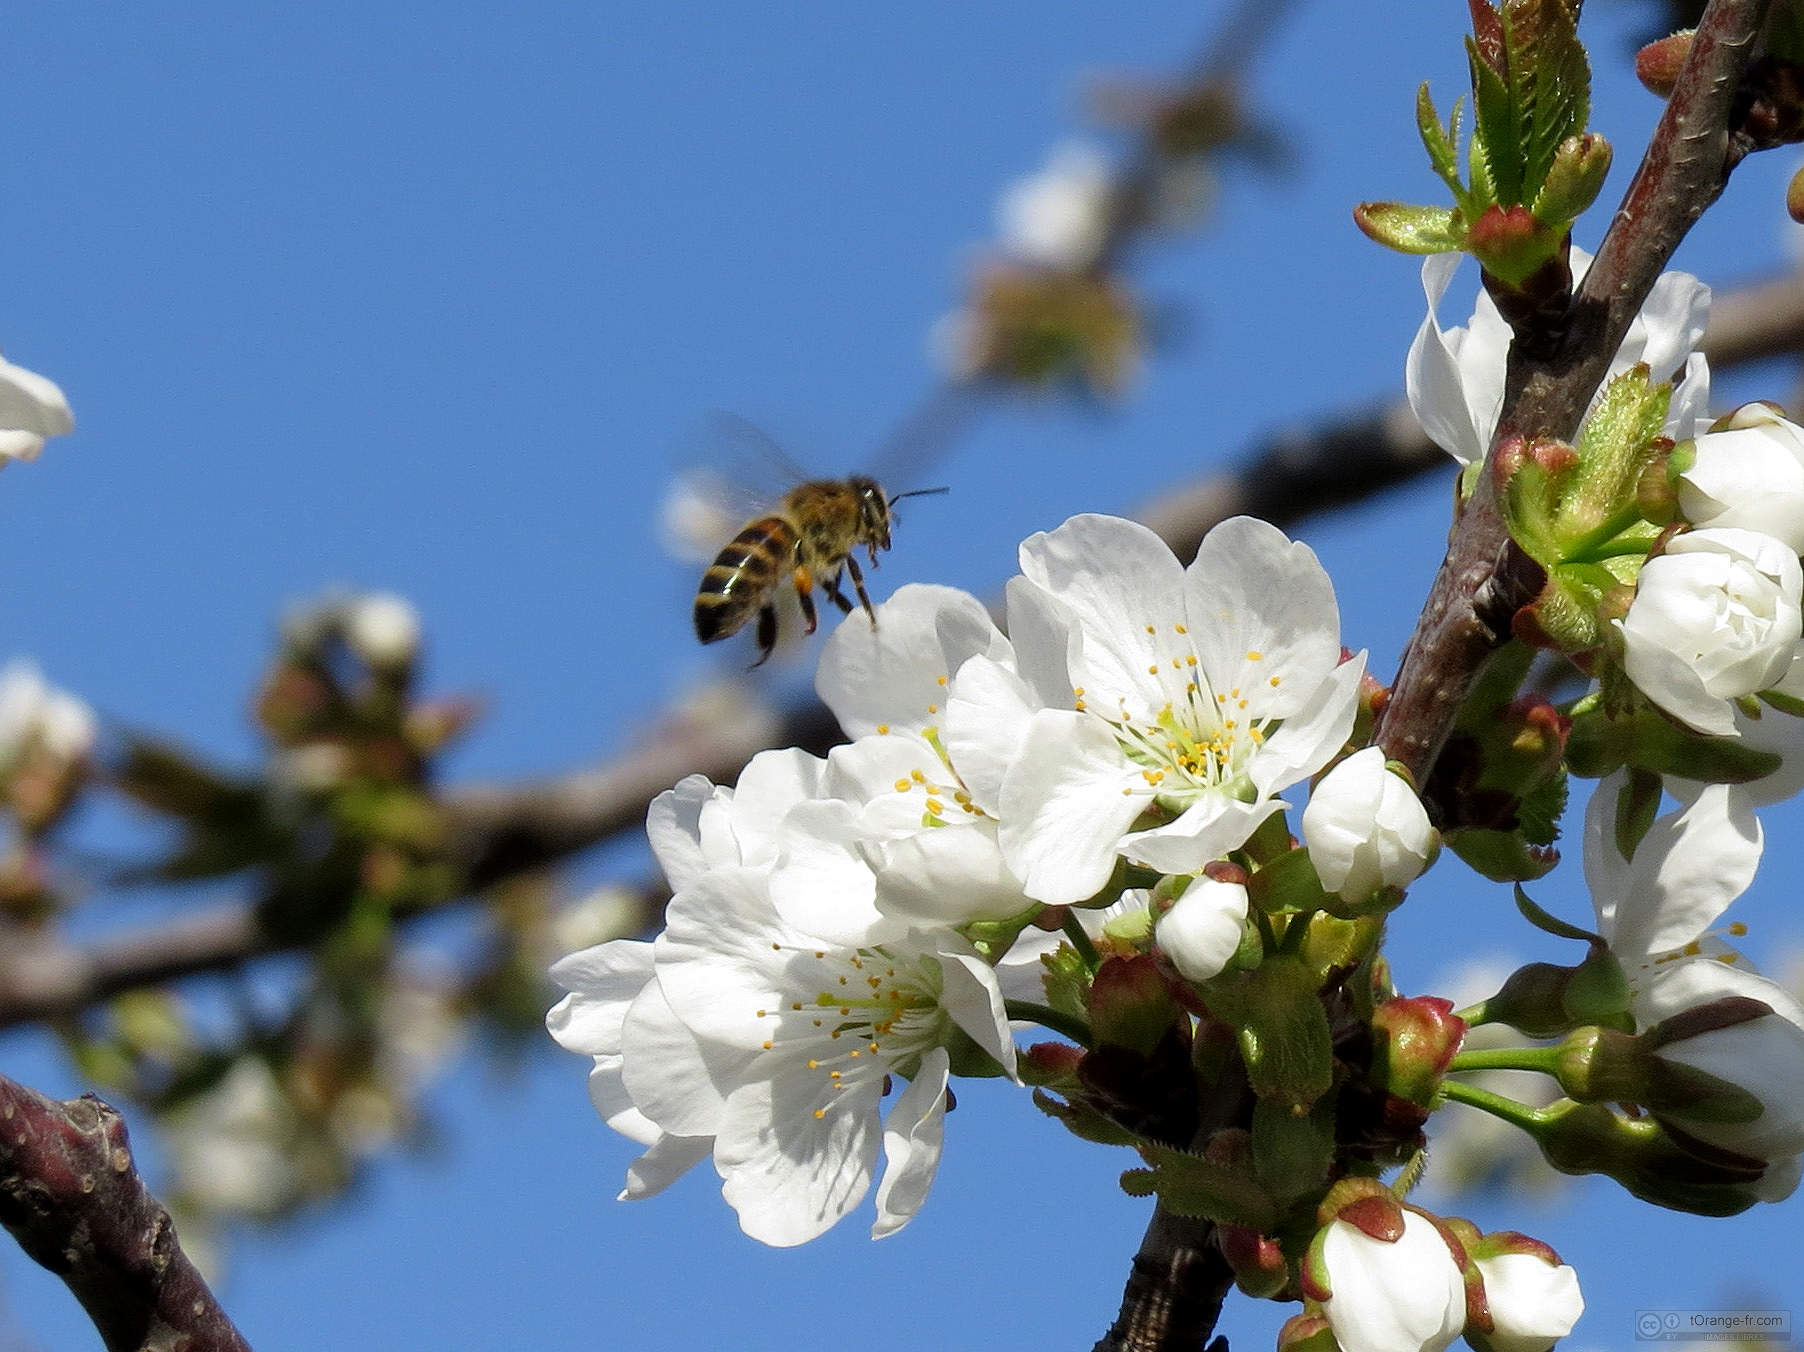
(0, 2), (1798, 1347)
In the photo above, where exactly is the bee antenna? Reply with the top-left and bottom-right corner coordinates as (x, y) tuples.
(888, 486), (950, 505)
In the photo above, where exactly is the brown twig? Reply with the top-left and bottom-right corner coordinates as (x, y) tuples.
(1375, 0), (1771, 786)
(0, 1074), (250, 1352)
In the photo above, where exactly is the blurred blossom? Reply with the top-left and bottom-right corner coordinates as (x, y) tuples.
(548, 886), (645, 958)
(345, 593), (421, 670)
(996, 141), (1115, 272)
(0, 347), (73, 466)
(0, 660), (95, 771)
(659, 467), (746, 564)
(165, 1060), (305, 1219)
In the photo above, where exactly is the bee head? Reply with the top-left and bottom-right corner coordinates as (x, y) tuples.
(850, 475), (893, 549)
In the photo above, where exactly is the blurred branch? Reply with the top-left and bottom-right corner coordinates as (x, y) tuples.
(0, 269), (1799, 1033)
(0, 1075), (249, 1352)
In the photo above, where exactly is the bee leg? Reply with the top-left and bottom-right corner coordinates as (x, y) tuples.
(845, 553), (877, 624)
(792, 566), (820, 636)
(749, 603), (779, 669)
(822, 572), (855, 616)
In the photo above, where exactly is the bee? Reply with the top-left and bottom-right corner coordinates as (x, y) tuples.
(694, 476), (944, 667)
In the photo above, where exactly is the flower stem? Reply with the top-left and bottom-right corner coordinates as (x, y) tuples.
(1005, 999), (1093, 1047)
(1439, 1077), (1553, 1130)
(1449, 1045), (1564, 1075)
(1063, 911), (1103, 973)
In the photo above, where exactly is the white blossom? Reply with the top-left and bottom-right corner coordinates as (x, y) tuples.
(0, 347), (72, 466)
(1676, 404), (1804, 553)
(945, 514), (1364, 903)
(774, 585), (1032, 947)
(1474, 1248), (1584, 1352)
(1617, 528), (1803, 737)
(1584, 778), (1804, 1174)
(1301, 746), (1436, 900)
(344, 593), (421, 669)
(1313, 1209), (1467, 1352)
(1154, 876), (1248, 982)
(1407, 247), (1709, 467)
(0, 660), (95, 771)
(997, 142), (1114, 272)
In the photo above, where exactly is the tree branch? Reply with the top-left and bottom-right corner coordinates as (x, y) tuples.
(0, 1074), (250, 1352)
(1376, 0), (1771, 786)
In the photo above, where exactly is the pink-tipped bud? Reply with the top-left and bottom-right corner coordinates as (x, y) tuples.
(1636, 31), (1694, 97)
(1371, 995), (1467, 1107)
(1219, 1224), (1290, 1299)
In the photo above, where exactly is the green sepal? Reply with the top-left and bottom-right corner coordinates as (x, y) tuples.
(1248, 844), (1332, 916)
(1352, 201), (1465, 255)
(1121, 1143), (1280, 1230)
(1514, 884), (1600, 943)
(1447, 826), (1559, 881)
(1204, 956), (1335, 1111)
(1032, 1088), (1140, 1147)
(1760, 686), (1804, 718)
(1038, 940), (1094, 1025)
(1566, 706), (1784, 783)
(1563, 365), (1670, 541)
(963, 900), (1046, 964)
(1252, 1095), (1338, 1210)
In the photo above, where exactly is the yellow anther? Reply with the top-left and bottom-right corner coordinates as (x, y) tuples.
(911, 769), (926, 782)
(761, 1040), (773, 1050)
(877, 723), (891, 734)
(926, 798), (945, 814)
(936, 674), (948, 686)
(1175, 623), (1187, 634)
(1147, 664), (1159, 675)
(1729, 921), (1749, 936)
(927, 703), (938, 714)
(814, 1108), (826, 1119)
(1145, 625), (1156, 634)
(1246, 650), (1263, 660)
(894, 778), (912, 792)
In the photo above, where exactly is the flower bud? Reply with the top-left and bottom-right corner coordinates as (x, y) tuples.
(1302, 1200), (1467, 1352)
(1153, 877), (1249, 983)
(1277, 1312), (1340, 1352)
(1370, 996), (1466, 1108)
(1674, 405), (1804, 551)
(1636, 31), (1694, 97)
(1467, 204), (1561, 288)
(1466, 1233), (1584, 1352)
(1532, 134), (1612, 228)
(1618, 528), (1804, 737)
(1302, 748), (1438, 904)
(1219, 1223), (1289, 1299)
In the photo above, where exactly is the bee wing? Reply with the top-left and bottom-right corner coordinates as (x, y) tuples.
(662, 412), (811, 564)
(863, 382), (979, 502)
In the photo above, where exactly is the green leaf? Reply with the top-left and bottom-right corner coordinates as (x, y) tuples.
(1508, 0), (1590, 199)
(1123, 1144), (1279, 1230)
(1032, 1089), (1140, 1147)
(1039, 941), (1093, 1024)
(1468, 35), (1523, 204)
(1352, 201), (1464, 255)
(1515, 763), (1568, 846)
(1415, 84), (1470, 209)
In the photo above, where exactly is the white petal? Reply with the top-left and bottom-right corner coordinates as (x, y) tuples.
(998, 709), (1150, 904)
(1405, 252), (1489, 466)
(726, 747), (827, 867)
(1122, 794), (1286, 876)
(1003, 574), (1078, 709)
(944, 654), (1039, 815)
(1017, 515), (1187, 712)
(935, 945), (1018, 1078)
(618, 981), (742, 1138)
(1619, 784), (1760, 961)
(1183, 518), (1343, 719)
(646, 777), (717, 893)
(715, 1067), (884, 1247)
(767, 798), (893, 948)
(872, 1047), (950, 1239)
(585, 1056), (665, 1145)
(1249, 654), (1367, 796)
(547, 939), (655, 1054)
(816, 584), (1003, 738)
(875, 824), (1029, 929)
(620, 1133), (713, 1201)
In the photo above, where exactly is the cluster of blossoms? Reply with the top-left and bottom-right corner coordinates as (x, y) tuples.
(549, 232), (1804, 1351)
(551, 509), (1589, 1348)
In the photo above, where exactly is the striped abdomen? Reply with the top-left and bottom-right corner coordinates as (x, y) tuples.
(693, 515), (796, 643)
